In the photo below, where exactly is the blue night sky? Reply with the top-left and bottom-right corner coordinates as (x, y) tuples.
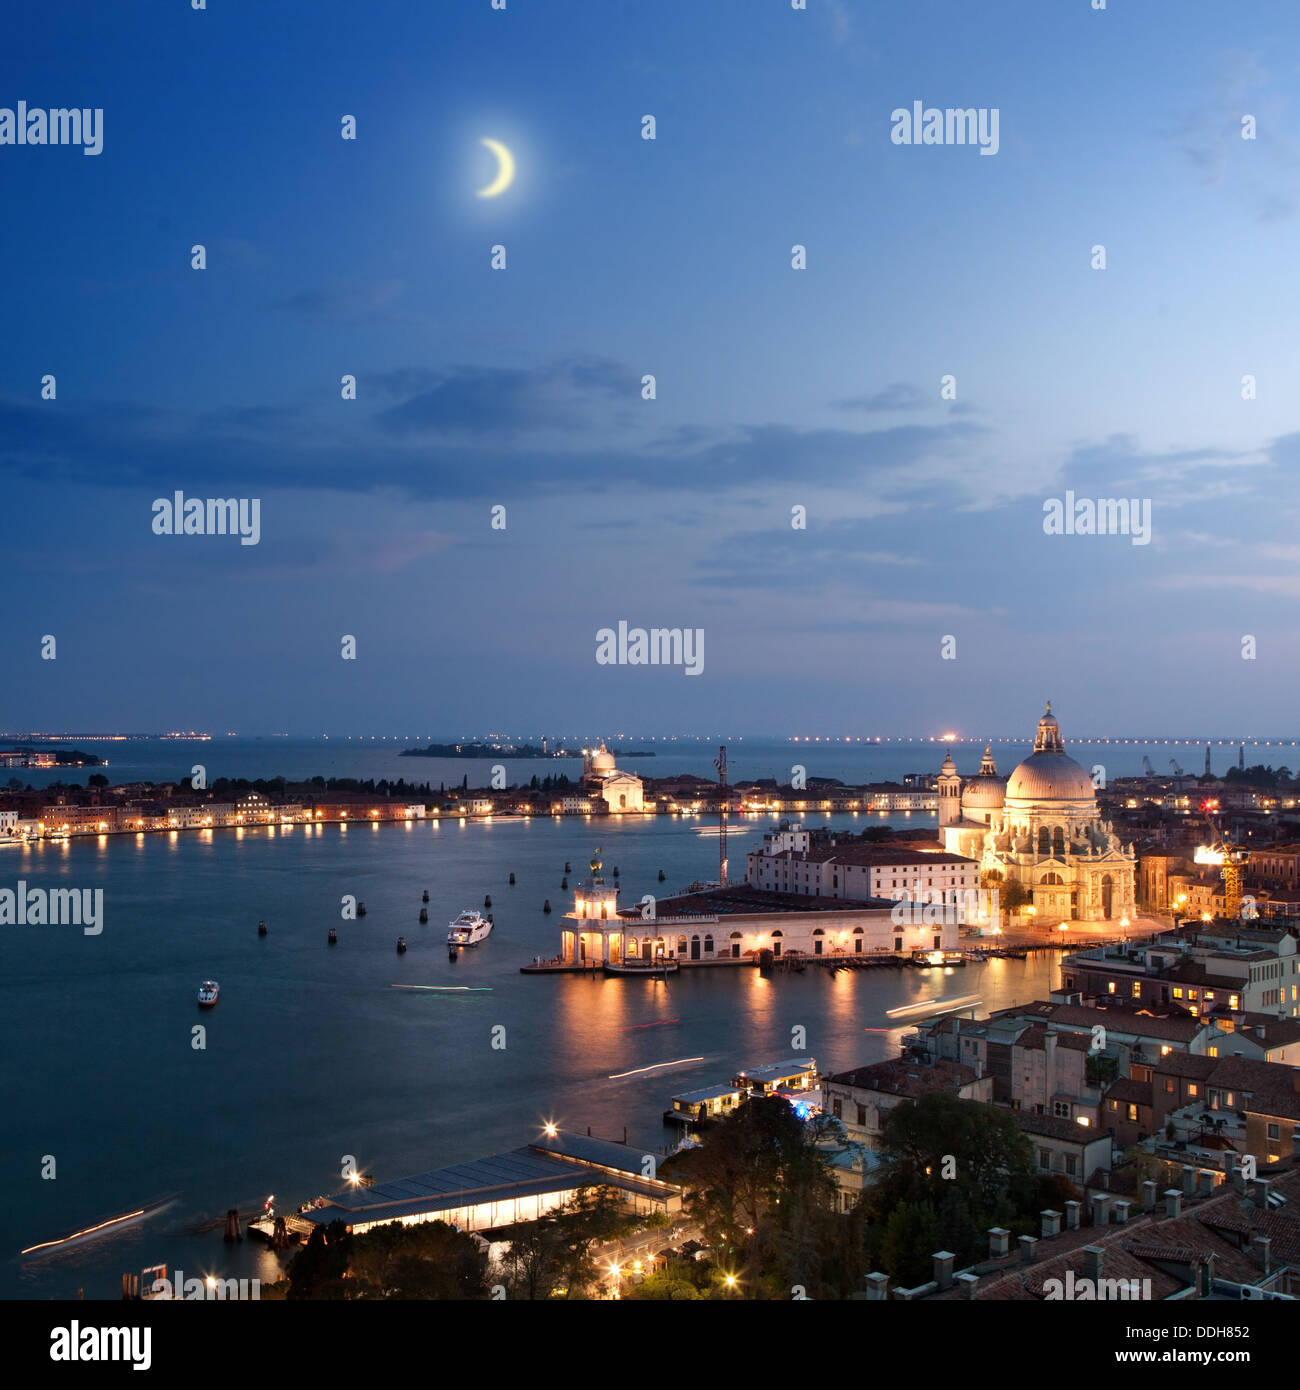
(4, 0), (1300, 738)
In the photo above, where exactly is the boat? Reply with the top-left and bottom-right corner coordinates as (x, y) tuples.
(910, 949), (966, 969)
(396, 937), (407, 954)
(447, 910), (493, 946)
(197, 980), (220, 1007)
(604, 957), (679, 977)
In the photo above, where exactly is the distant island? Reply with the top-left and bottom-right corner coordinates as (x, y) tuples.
(0, 746), (103, 768)
(400, 743), (655, 759)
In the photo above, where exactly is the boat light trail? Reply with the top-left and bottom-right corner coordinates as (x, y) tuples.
(22, 1208), (147, 1255)
(390, 984), (493, 992)
(619, 1019), (680, 1030)
(608, 1056), (704, 1079)
(886, 993), (982, 1020)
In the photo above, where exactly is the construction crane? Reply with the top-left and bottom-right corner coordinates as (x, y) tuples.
(1169, 758), (1185, 776)
(1142, 756), (1156, 777)
(1194, 804), (1248, 919)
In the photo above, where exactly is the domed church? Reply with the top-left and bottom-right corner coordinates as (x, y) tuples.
(580, 743), (644, 813)
(938, 703), (1136, 923)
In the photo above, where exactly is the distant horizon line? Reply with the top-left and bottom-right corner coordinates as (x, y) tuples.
(4, 731), (1300, 749)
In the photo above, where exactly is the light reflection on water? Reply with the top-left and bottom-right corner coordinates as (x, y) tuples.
(1, 816), (1059, 1298)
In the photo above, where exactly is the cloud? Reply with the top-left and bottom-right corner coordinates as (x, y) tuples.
(273, 279), (405, 320)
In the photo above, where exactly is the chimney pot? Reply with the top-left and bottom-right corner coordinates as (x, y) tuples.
(1141, 1180), (1158, 1212)
(1019, 1234), (1039, 1265)
(932, 1251), (955, 1291)
(864, 1271), (889, 1301)
(1113, 1199), (1132, 1225)
(1164, 1188), (1182, 1219)
(1064, 1200), (1082, 1230)
(1197, 1169), (1216, 1198)
(988, 1227), (1011, 1259)
(1082, 1245), (1103, 1283)
(1252, 1235), (1271, 1276)
(1040, 1209), (1062, 1240)
(955, 1271), (978, 1300)
(1090, 1193), (1111, 1226)
(1182, 1164), (1197, 1197)
(1252, 1178), (1273, 1211)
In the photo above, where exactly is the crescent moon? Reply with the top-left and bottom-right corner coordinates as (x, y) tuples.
(476, 138), (515, 198)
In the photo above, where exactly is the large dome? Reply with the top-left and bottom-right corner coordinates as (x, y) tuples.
(1005, 703), (1095, 803)
(590, 745), (616, 774)
(1005, 751), (1095, 802)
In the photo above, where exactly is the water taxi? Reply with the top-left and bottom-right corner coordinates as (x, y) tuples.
(197, 980), (220, 1007)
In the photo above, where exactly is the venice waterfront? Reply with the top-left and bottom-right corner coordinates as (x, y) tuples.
(0, 810), (1064, 1299)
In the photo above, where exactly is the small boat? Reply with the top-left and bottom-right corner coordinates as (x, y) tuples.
(197, 980), (220, 1007)
(447, 910), (493, 946)
(328, 928), (337, 945)
(396, 937), (407, 954)
(604, 958), (679, 977)
(257, 920), (267, 937)
(422, 890), (429, 903)
(356, 901), (367, 917)
(419, 908), (428, 923)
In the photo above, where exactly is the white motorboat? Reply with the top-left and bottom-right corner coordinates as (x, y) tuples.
(197, 980), (220, 1007)
(447, 910), (493, 946)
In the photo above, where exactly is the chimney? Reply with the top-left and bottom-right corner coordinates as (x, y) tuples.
(1142, 1180), (1158, 1212)
(1182, 1164), (1197, 1197)
(932, 1251), (955, 1291)
(1113, 1199), (1132, 1225)
(1041, 1209), (1062, 1240)
(955, 1271), (979, 1300)
(1164, 1188), (1183, 1219)
(1019, 1234), (1039, 1265)
(1064, 1200), (1082, 1230)
(1252, 1178), (1273, 1211)
(1082, 1245), (1103, 1283)
(1197, 1169), (1216, 1198)
(988, 1227), (1011, 1259)
(1252, 1235), (1271, 1276)
(864, 1271), (890, 1301)
(1090, 1193), (1111, 1227)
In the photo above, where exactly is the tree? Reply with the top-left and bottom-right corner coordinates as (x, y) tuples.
(623, 1268), (703, 1300)
(875, 1201), (938, 1286)
(87, 773), (108, 788)
(285, 1218), (488, 1299)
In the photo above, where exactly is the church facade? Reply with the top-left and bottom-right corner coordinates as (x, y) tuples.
(938, 703), (1136, 924)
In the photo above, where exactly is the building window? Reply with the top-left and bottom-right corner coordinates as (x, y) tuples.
(1065, 1155), (1077, 1176)
(857, 1105), (867, 1126)
(1038, 1148), (1051, 1170)
(1165, 1079), (1174, 1093)
(1268, 1123), (1280, 1140)
(1189, 1084), (1198, 1098)
(1126, 1104), (1138, 1122)
(832, 1099), (842, 1119)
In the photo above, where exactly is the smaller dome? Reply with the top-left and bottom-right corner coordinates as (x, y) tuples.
(962, 776), (1005, 811)
(940, 752), (958, 776)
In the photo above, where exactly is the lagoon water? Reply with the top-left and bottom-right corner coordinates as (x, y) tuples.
(13, 732), (1266, 795)
(0, 810), (1063, 1298)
